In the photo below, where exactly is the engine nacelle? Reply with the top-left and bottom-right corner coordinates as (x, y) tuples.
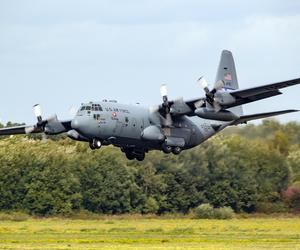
(195, 108), (239, 121)
(141, 125), (165, 141)
(44, 115), (67, 135)
(67, 129), (88, 142)
(214, 92), (236, 105)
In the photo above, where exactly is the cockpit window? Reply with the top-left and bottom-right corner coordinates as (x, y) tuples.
(91, 104), (103, 111)
(80, 106), (92, 111)
(80, 104), (102, 112)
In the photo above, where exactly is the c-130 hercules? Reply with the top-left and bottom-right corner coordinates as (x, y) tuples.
(0, 50), (299, 161)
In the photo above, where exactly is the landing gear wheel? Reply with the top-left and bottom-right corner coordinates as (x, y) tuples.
(135, 153), (145, 162)
(172, 146), (182, 155)
(125, 152), (135, 160)
(162, 144), (172, 154)
(89, 139), (102, 150)
(89, 142), (96, 150)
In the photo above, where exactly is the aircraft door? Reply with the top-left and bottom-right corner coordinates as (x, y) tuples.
(112, 112), (123, 136)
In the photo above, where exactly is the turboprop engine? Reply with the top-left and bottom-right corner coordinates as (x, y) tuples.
(141, 125), (165, 141)
(195, 108), (239, 121)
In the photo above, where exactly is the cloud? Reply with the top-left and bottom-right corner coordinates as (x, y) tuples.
(0, 1), (299, 123)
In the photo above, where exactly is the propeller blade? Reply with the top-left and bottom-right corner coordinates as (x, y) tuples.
(69, 106), (77, 117)
(41, 133), (48, 143)
(47, 114), (58, 122)
(213, 101), (222, 112)
(149, 105), (159, 113)
(158, 84), (174, 127)
(33, 104), (42, 123)
(24, 126), (36, 134)
(197, 76), (208, 88)
(160, 84), (168, 97)
(214, 80), (225, 91)
(197, 77), (210, 94)
(165, 113), (173, 127)
(33, 104), (42, 117)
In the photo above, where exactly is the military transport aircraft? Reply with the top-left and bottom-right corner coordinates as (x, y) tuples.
(0, 50), (299, 161)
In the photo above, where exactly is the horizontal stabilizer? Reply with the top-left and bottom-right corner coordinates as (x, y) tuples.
(232, 109), (299, 125)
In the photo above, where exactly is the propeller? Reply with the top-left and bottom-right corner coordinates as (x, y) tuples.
(33, 104), (43, 124)
(32, 104), (60, 140)
(160, 84), (173, 127)
(69, 106), (77, 117)
(197, 77), (224, 111)
(32, 104), (49, 140)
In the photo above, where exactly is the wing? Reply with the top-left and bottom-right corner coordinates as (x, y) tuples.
(0, 120), (72, 136)
(185, 77), (300, 111)
(0, 125), (42, 136)
(231, 78), (300, 98)
(223, 77), (300, 109)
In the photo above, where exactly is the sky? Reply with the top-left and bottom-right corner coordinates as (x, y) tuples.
(0, 0), (300, 124)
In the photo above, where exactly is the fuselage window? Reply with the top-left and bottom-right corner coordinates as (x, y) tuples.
(93, 114), (101, 120)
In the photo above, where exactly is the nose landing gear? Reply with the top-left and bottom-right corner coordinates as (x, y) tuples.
(89, 138), (102, 150)
(172, 146), (182, 155)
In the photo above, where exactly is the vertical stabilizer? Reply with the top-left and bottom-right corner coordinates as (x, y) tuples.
(216, 50), (243, 116)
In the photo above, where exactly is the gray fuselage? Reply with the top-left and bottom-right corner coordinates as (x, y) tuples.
(71, 101), (228, 153)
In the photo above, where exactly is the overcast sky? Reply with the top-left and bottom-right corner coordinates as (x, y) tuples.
(0, 0), (300, 124)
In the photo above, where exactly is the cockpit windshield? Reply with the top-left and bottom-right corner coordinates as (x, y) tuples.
(80, 104), (103, 112)
(91, 104), (103, 111)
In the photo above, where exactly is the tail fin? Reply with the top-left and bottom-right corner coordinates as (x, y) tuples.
(216, 50), (243, 116)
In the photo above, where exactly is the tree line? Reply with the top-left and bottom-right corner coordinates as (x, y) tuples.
(0, 119), (299, 215)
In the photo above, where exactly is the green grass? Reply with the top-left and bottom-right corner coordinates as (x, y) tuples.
(0, 217), (300, 249)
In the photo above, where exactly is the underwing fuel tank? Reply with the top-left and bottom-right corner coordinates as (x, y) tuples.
(195, 108), (239, 121)
(141, 125), (165, 141)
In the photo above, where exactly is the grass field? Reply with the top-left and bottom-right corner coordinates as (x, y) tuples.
(0, 217), (300, 250)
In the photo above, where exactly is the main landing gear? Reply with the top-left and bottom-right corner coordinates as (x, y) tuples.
(162, 144), (182, 155)
(123, 148), (145, 161)
(89, 138), (102, 150)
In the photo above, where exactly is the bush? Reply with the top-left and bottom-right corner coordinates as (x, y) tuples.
(194, 204), (214, 219)
(0, 212), (29, 222)
(256, 202), (290, 214)
(0, 213), (12, 221)
(194, 204), (234, 219)
(10, 212), (29, 222)
(214, 207), (234, 219)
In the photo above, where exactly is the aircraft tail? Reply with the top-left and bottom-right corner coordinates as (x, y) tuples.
(216, 50), (243, 116)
